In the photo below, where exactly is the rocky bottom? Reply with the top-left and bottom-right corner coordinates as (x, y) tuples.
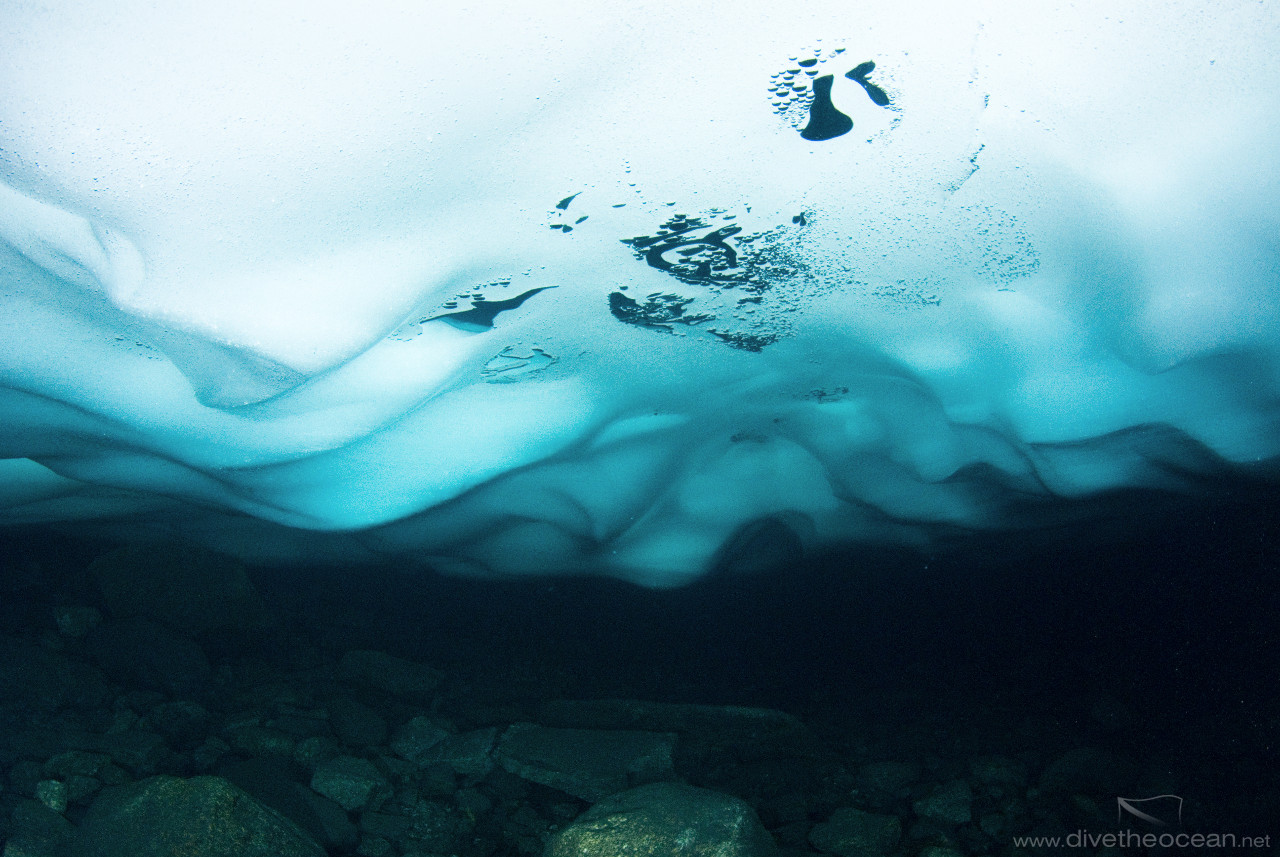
(0, 536), (1276, 857)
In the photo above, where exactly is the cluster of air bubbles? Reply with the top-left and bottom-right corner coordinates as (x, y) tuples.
(767, 44), (847, 128)
(871, 278), (943, 309)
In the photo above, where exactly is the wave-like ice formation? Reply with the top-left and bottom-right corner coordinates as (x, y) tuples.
(2, 1), (1278, 585)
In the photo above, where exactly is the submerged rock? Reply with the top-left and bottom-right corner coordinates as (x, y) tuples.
(913, 779), (973, 825)
(335, 649), (444, 703)
(496, 722), (677, 802)
(853, 760), (919, 808)
(308, 755), (391, 813)
(545, 781), (776, 857)
(4, 799), (74, 857)
(1037, 747), (1137, 797)
(83, 619), (211, 697)
(809, 806), (902, 857)
(0, 638), (110, 712)
(88, 542), (271, 636)
(389, 715), (451, 763)
(71, 775), (325, 857)
(407, 727), (498, 778)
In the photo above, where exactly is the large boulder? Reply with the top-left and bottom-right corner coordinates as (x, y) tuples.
(0, 638), (110, 713)
(71, 775), (325, 857)
(88, 542), (270, 636)
(545, 781), (776, 857)
(496, 723), (676, 802)
(83, 618), (211, 697)
(808, 806), (902, 857)
(335, 649), (444, 703)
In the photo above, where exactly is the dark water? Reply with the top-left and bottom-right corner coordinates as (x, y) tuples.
(250, 481), (1280, 823)
(1, 478), (1277, 846)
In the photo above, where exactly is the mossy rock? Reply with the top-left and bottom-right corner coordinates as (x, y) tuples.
(71, 775), (324, 857)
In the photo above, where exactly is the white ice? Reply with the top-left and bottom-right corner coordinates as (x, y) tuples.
(1, 0), (1278, 585)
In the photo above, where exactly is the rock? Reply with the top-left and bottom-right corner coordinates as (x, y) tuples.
(42, 750), (110, 779)
(854, 760), (919, 801)
(496, 722), (676, 802)
(809, 807), (902, 857)
(53, 604), (102, 638)
(228, 724), (297, 759)
(1037, 748), (1137, 798)
(918, 847), (966, 857)
(363, 800), (469, 854)
(389, 716), (451, 763)
(76, 729), (170, 775)
(408, 728), (498, 778)
(144, 700), (213, 750)
(546, 782), (776, 857)
(4, 800), (74, 857)
(309, 756), (391, 812)
(913, 779), (973, 825)
(218, 756), (359, 852)
(538, 699), (807, 741)
(336, 650), (444, 703)
(536, 699), (817, 767)
(968, 755), (1028, 795)
(83, 619), (211, 697)
(328, 696), (388, 748)
(0, 638), (110, 712)
(293, 735), (342, 770)
(87, 542), (270, 636)
(64, 775), (101, 807)
(192, 737), (231, 773)
(70, 775), (324, 857)
(357, 835), (393, 856)
(34, 780), (67, 813)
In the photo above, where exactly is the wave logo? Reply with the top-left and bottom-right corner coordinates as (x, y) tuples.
(1117, 795), (1184, 827)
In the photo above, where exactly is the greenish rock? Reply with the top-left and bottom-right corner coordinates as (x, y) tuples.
(218, 756), (359, 852)
(0, 638), (110, 712)
(1037, 748), (1136, 797)
(389, 716), (451, 763)
(43, 751), (110, 779)
(809, 806), (902, 857)
(53, 604), (102, 638)
(293, 735), (342, 770)
(145, 700), (213, 750)
(918, 847), (966, 857)
(88, 542), (270, 635)
(537, 699), (807, 741)
(854, 760), (919, 798)
(65, 774), (101, 806)
(83, 619), (211, 697)
(361, 800), (468, 854)
(34, 780), (67, 813)
(227, 724), (297, 759)
(356, 836), (394, 857)
(409, 728), (498, 777)
(969, 755), (1029, 793)
(536, 699), (817, 767)
(80, 727), (171, 774)
(336, 650), (444, 703)
(497, 722), (676, 802)
(70, 775), (324, 857)
(545, 782), (776, 857)
(309, 756), (391, 812)
(4, 800), (74, 857)
(327, 696), (388, 748)
(913, 779), (973, 825)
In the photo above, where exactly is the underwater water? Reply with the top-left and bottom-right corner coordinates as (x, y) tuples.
(0, 1), (1277, 854)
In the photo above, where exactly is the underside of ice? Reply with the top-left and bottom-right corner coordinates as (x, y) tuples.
(2, 1), (1278, 585)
